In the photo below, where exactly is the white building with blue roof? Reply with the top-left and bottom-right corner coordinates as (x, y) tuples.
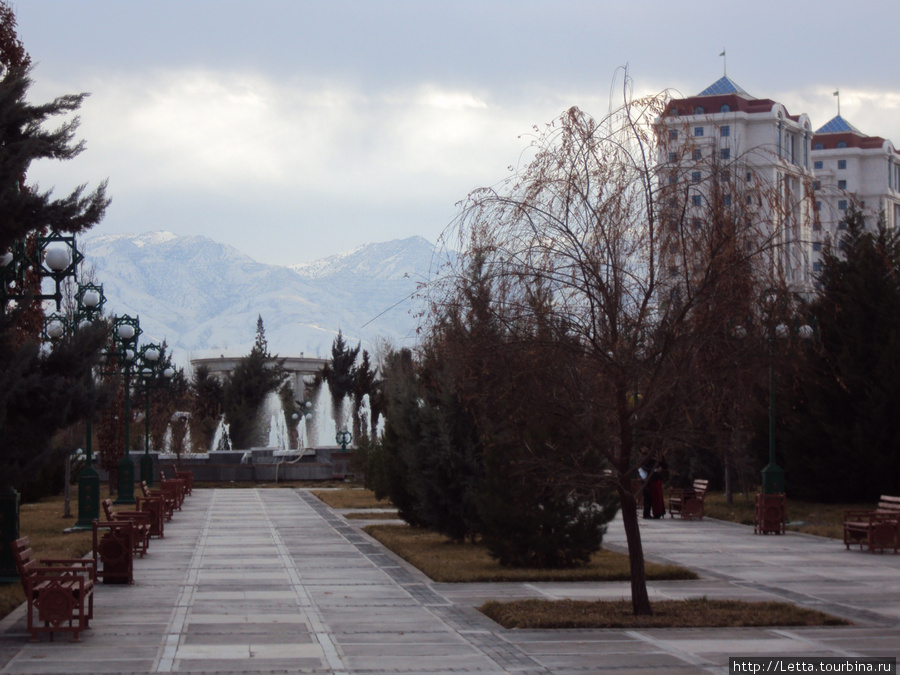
(809, 115), (900, 274)
(659, 76), (815, 289)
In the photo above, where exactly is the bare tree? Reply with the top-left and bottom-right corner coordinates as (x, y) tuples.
(433, 73), (802, 614)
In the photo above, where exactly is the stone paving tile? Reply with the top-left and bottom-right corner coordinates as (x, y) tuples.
(2, 488), (899, 674)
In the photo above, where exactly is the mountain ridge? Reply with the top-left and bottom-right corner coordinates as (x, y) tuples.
(82, 231), (442, 366)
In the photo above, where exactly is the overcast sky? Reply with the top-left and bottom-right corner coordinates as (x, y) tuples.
(15, 0), (900, 266)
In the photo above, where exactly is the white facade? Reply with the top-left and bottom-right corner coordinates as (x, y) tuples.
(659, 77), (816, 289)
(810, 116), (900, 274)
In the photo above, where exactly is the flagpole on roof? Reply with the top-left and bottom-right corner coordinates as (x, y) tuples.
(834, 89), (840, 116)
(720, 49), (726, 77)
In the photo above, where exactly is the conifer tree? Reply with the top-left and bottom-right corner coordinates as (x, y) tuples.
(190, 365), (224, 452)
(782, 205), (900, 501)
(0, 2), (111, 495)
(222, 316), (286, 448)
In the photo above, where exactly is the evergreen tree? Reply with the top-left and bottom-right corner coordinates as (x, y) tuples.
(782, 205), (900, 501)
(353, 349), (378, 437)
(0, 3), (110, 494)
(222, 317), (286, 448)
(190, 365), (224, 452)
(320, 330), (360, 414)
(0, 314), (110, 490)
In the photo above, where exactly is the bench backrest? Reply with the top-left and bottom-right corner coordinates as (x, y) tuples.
(876, 495), (900, 515)
(693, 479), (709, 496)
(101, 498), (115, 520)
(11, 537), (36, 584)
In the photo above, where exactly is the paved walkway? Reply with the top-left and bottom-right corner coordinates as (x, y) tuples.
(0, 488), (897, 674)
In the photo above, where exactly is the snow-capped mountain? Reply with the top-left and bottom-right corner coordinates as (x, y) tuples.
(80, 232), (444, 366)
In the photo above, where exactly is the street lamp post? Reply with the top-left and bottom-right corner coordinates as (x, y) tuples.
(292, 399), (313, 450)
(72, 283), (106, 530)
(760, 319), (814, 496)
(1, 233), (83, 580)
(137, 344), (175, 487)
(112, 315), (141, 505)
(335, 430), (352, 450)
(761, 323), (787, 495)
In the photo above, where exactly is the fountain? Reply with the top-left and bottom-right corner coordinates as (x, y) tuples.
(357, 393), (372, 440)
(210, 415), (232, 452)
(261, 391), (290, 450)
(308, 382), (337, 448)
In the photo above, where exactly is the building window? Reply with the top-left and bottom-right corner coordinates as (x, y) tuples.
(814, 143), (823, 150)
(814, 160), (823, 170)
(694, 127), (704, 137)
(837, 141), (847, 149)
(812, 181), (821, 190)
(669, 152), (677, 162)
(693, 149), (702, 161)
(721, 125), (730, 137)
(720, 148), (730, 160)
(838, 180), (847, 189)
(815, 201), (822, 211)
(691, 171), (701, 184)
(720, 104), (731, 113)
(723, 194), (732, 207)
(813, 242), (822, 252)
(746, 172), (753, 182)
(813, 261), (823, 272)
(722, 170), (730, 182)
(746, 195), (753, 204)
(692, 218), (702, 229)
(838, 220), (848, 230)
(691, 194), (702, 207)
(669, 129), (678, 140)
(694, 107), (705, 115)
(838, 199), (848, 211)
(838, 159), (847, 169)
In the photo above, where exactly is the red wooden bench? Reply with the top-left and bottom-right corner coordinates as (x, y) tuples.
(92, 520), (134, 584)
(11, 537), (95, 642)
(140, 480), (175, 522)
(843, 495), (900, 553)
(668, 479), (709, 520)
(102, 499), (152, 557)
(174, 468), (193, 495)
(158, 470), (186, 511)
(134, 490), (166, 537)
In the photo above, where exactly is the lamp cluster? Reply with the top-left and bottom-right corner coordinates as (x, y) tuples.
(3, 230), (175, 524)
(1, 232), (84, 313)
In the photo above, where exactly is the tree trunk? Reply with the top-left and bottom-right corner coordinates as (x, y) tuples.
(724, 456), (733, 506)
(617, 481), (653, 615)
(63, 456), (72, 518)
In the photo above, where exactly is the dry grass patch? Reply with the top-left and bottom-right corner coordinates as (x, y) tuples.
(343, 511), (400, 520)
(480, 597), (850, 629)
(1, 495), (93, 620)
(364, 524), (695, 583)
(311, 488), (391, 510)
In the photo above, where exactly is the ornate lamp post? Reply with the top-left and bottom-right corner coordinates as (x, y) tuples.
(111, 315), (141, 505)
(760, 315), (814, 496)
(1, 233), (83, 580)
(292, 399), (313, 450)
(335, 429), (352, 450)
(137, 344), (175, 486)
(1, 232), (84, 312)
(72, 283), (106, 530)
